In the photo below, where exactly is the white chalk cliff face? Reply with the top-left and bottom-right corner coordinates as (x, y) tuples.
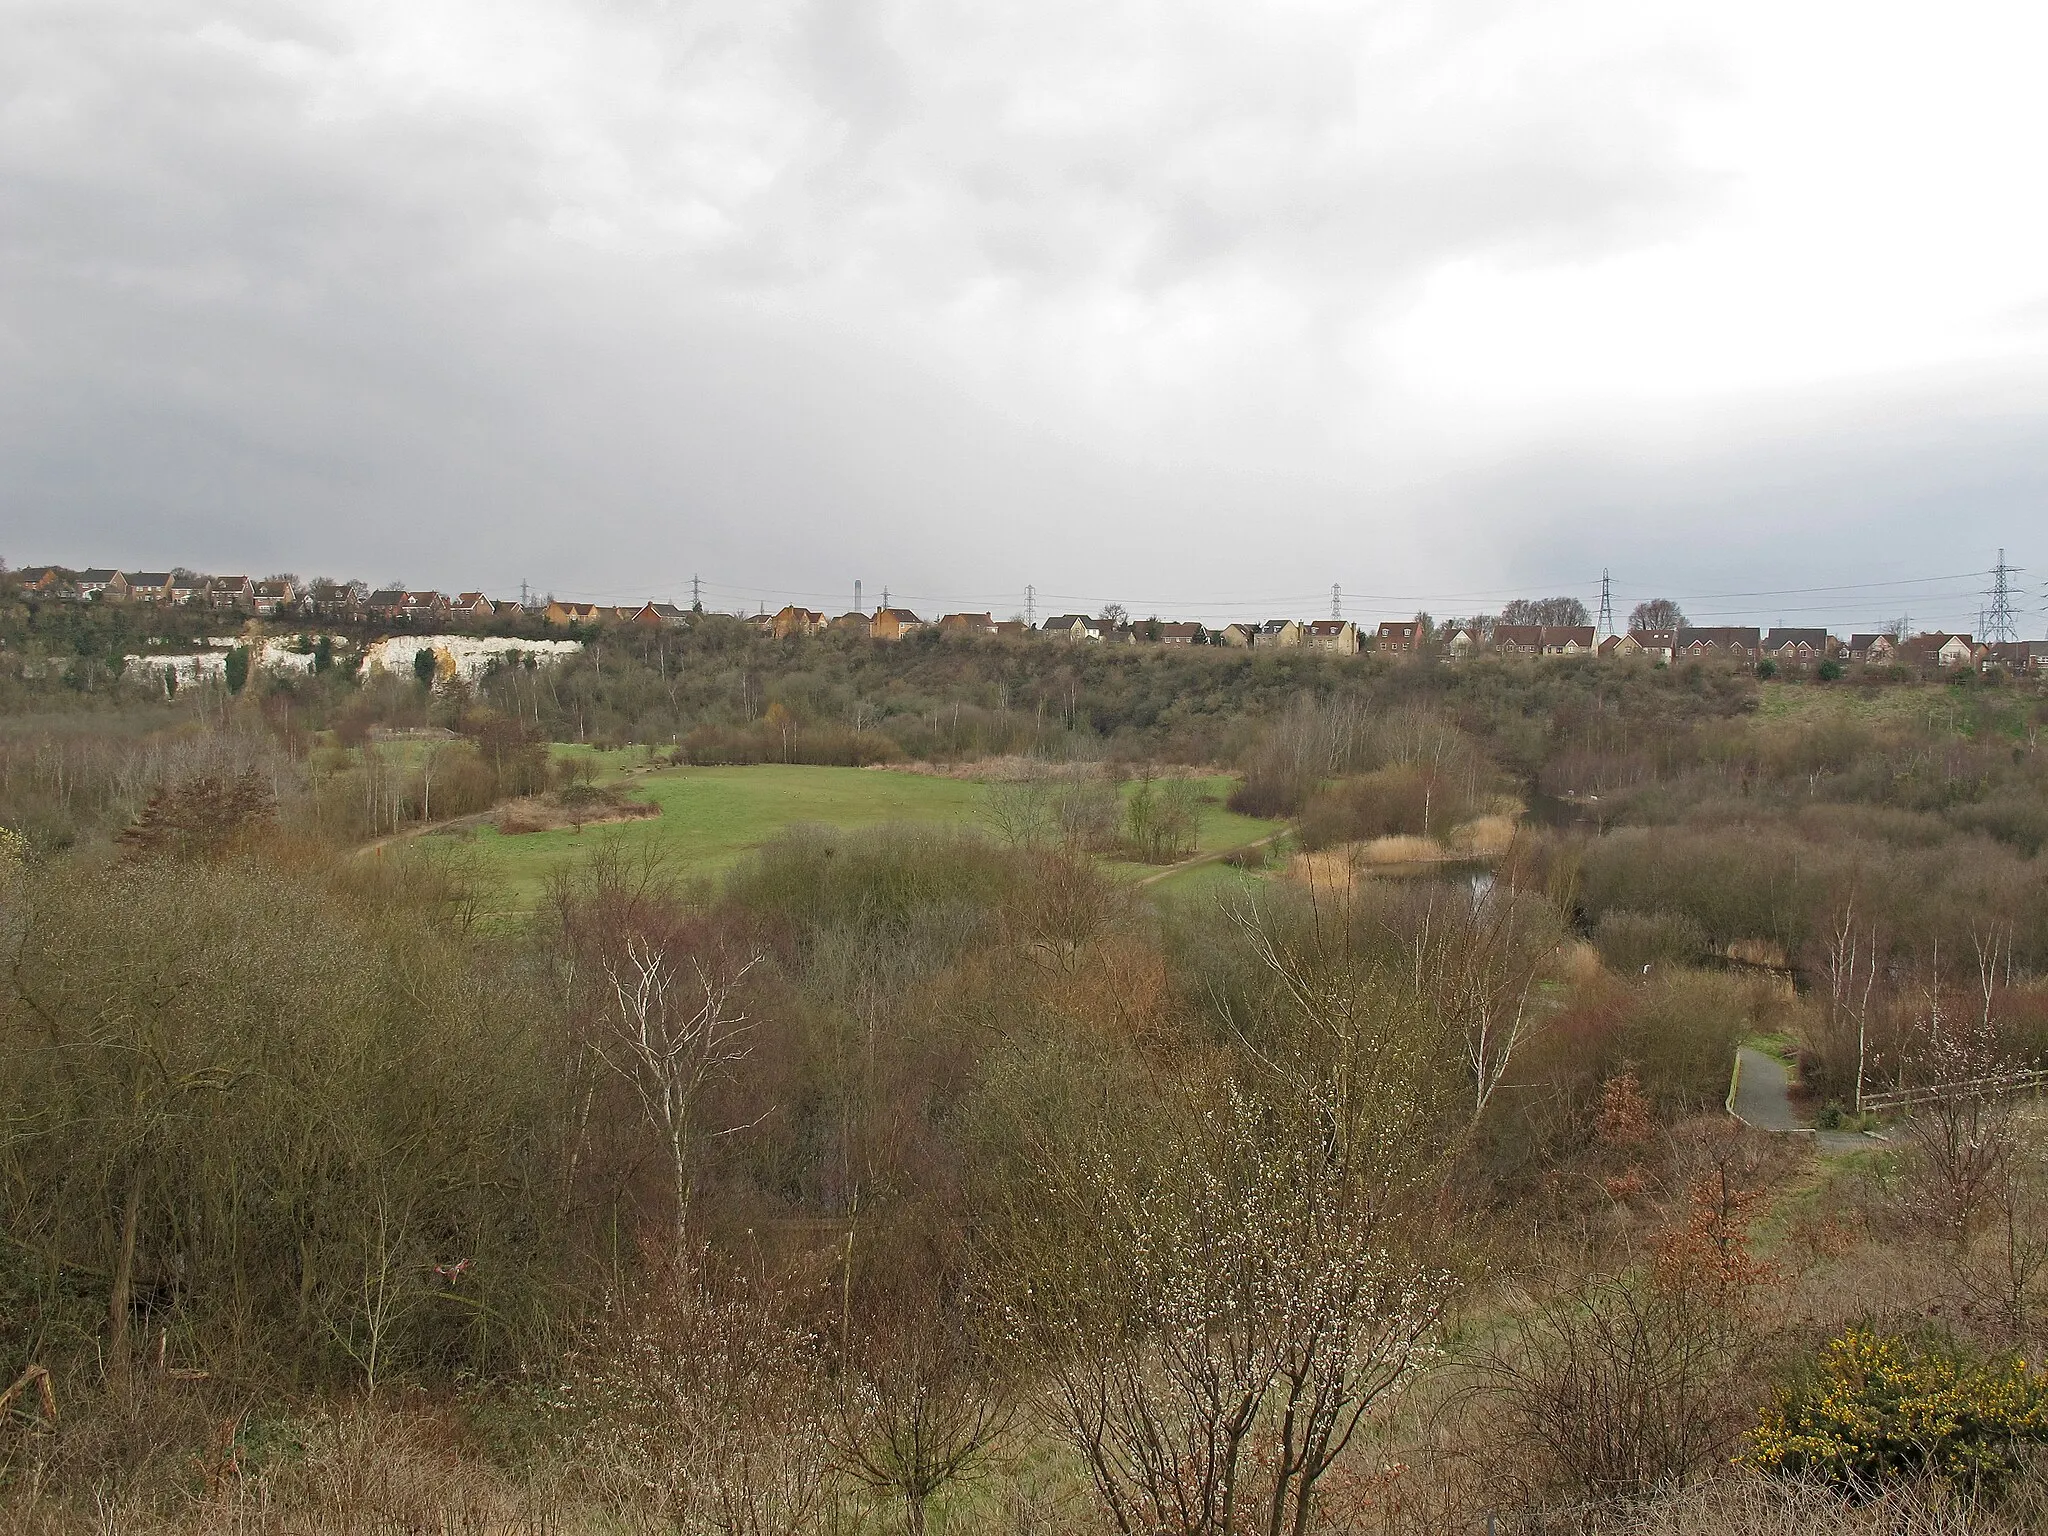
(362, 635), (582, 684)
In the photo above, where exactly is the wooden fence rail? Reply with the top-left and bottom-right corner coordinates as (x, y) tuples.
(1860, 1067), (2048, 1114)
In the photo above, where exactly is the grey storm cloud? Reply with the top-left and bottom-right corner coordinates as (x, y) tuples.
(3, 0), (2046, 630)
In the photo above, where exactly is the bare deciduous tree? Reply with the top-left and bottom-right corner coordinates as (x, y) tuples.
(830, 1302), (1012, 1535)
(595, 937), (763, 1246)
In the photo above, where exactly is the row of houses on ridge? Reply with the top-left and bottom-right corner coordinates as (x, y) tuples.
(13, 565), (2044, 671)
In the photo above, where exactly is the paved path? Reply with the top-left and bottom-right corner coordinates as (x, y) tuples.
(1732, 1046), (1877, 1154)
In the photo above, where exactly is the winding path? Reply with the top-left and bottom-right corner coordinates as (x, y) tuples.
(1730, 1046), (1877, 1154)
(1134, 830), (1289, 889)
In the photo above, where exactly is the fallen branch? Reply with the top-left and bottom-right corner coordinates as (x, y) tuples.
(0, 1363), (57, 1424)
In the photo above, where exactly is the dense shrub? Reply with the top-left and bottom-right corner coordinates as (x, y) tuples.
(1593, 907), (1710, 975)
(1742, 1331), (2048, 1495)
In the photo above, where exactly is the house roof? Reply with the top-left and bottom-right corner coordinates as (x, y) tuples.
(1305, 619), (1352, 635)
(1763, 628), (1830, 650)
(78, 569), (122, 583)
(1159, 621), (1205, 638)
(1042, 614), (1089, 631)
(1376, 620), (1421, 637)
(253, 579), (292, 597)
(1676, 626), (1761, 649)
(127, 572), (172, 586)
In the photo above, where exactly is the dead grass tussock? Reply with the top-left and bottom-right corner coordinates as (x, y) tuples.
(1448, 814), (1519, 857)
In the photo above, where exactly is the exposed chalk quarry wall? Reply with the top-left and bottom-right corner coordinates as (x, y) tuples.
(362, 635), (582, 684)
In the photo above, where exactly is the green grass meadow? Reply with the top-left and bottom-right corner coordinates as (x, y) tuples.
(428, 762), (1277, 914)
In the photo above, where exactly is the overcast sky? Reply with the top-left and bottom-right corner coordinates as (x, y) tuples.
(4, 0), (2046, 632)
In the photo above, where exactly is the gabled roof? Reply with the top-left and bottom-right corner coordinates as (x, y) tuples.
(1042, 613), (1089, 631)
(1762, 628), (1830, 650)
(78, 569), (122, 583)
(1376, 620), (1421, 637)
(253, 579), (293, 597)
(127, 572), (172, 586)
(1305, 618), (1353, 635)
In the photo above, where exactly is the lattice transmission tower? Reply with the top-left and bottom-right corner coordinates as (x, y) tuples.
(1982, 551), (2021, 644)
(1332, 584), (1342, 620)
(1597, 569), (1615, 638)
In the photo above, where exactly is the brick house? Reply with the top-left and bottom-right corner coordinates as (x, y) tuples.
(869, 608), (926, 641)
(253, 578), (296, 615)
(78, 569), (131, 601)
(13, 566), (66, 594)
(1375, 620), (1424, 654)
(1158, 621), (1206, 645)
(772, 605), (827, 638)
(938, 612), (996, 637)
(209, 576), (255, 610)
(1761, 628), (1834, 665)
(623, 602), (690, 628)
(125, 572), (174, 603)
(1042, 614), (1096, 642)
(1985, 640), (2048, 671)
(1675, 627), (1761, 662)
(1898, 633), (1975, 670)
(1846, 634), (1897, 665)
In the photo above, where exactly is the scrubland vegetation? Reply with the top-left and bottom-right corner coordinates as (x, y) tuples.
(7, 584), (2048, 1532)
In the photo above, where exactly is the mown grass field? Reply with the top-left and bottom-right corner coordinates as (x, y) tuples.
(429, 761), (1279, 914)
